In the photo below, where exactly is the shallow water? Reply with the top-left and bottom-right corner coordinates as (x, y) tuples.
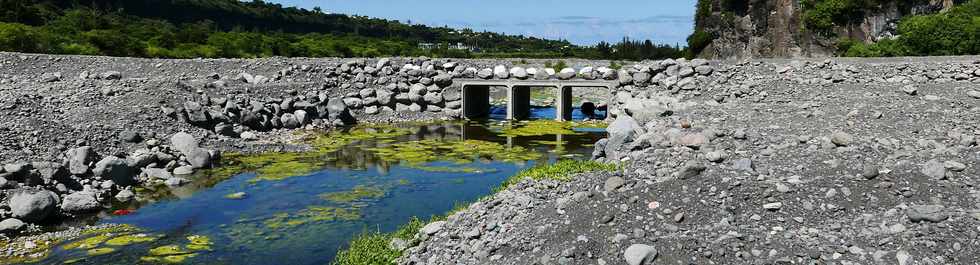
(31, 107), (606, 265)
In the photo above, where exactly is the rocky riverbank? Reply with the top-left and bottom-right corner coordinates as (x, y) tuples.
(398, 56), (980, 264)
(2, 52), (691, 262)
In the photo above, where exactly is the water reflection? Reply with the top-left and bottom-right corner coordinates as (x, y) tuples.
(36, 118), (606, 265)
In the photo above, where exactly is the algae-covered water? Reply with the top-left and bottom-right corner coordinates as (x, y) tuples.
(30, 108), (606, 265)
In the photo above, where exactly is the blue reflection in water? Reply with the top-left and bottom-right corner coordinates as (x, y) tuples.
(38, 109), (606, 265)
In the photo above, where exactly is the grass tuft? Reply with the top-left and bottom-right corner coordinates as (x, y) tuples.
(496, 159), (619, 192)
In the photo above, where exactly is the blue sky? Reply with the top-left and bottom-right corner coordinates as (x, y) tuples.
(269, 0), (697, 46)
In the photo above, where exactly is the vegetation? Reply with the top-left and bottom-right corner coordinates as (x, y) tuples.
(544, 60), (569, 71)
(497, 159), (619, 192)
(839, 0), (979, 57)
(589, 37), (684, 61)
(686, 29), (714, 58)
(0, 0), (684, 60)
(332, 217), (425, 265)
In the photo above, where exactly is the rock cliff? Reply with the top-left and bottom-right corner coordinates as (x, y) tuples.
(693, 0), (959, 59)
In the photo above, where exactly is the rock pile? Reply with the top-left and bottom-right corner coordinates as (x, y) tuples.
(0, 132), (218, 233)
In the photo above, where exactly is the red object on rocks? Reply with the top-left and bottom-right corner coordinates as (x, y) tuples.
(112, 209), (134, 215)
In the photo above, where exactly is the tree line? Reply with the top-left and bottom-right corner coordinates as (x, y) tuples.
(0, 0), (686, 60)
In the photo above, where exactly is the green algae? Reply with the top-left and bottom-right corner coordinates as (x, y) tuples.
(202, 124), (415, 183)
(141, 245), (198, 264)
(319, 185), (385, 203)
(139, 235), (212, 264)
(185, 235), (213, 251)
(408, 165), (493, 173)
(104, 233), (158, 246)
(498, 120), (580, 137)
(369, 139), (541, 166)
(86, 247), (115, 256)
(497, 159), (620, 192)
(264, 206), (362, 230)
(61, 234), (110, 250)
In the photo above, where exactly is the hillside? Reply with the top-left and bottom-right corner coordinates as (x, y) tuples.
(689, 0), (977, 59)
(0, 0), (684, 60)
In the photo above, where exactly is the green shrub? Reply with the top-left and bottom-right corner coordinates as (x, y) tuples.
(686, 29), (713, 57)
(544, 60), (568, 70)
(0, 22), (49, 52)
(897, 1), (980, 56)
(333, 217), (427, 265)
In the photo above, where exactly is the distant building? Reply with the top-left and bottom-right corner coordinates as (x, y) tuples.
(418, 42), (478, 52)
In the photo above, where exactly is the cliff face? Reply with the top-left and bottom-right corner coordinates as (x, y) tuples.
(694, 0), (956, 59)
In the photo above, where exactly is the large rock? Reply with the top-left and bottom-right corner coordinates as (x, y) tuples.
(510, 67), (528, 79)
(493, 65), (509, 79)
(623, 97), (674, 124)
(433, 74), (453, 87)
(907, 205), (948, 223)
(557, 68), (576, 80)
(9, 189), (59, 223)
(422, 221), (446, 235)
(442, 88), (461, 102)
(66, 146), (96, 175)
(143, 167), (174, 180)
(280, 113), (301, 129)
(327, 98), (355, 125)
(93, 156), (135, 186)
(477, 68), (493, 79)
(0, 218), (25, 233)
(624, 244), (658, 265)
(607, 115), (644, 139)
(170, 132), (213, 169)
(170, 132), (199, 155)
(61, 191), (101, 213)
(376, 90), (394, 106)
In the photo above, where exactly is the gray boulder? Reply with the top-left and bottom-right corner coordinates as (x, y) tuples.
(433, 74), (454, 87)
(624, 98), (672, 125)
(557, 68), (576, 80)
(41, 72), (62, 82)
(144, 168), (174, 180)
(9, 189), (59, 222)
(477, 68), (493, 79)
(61, 191), (101, 213)
(624, 244), (658, 265)
(0, 218), (25, 233)
(170, 132), (213, 169)
(493, 65), (509, 79)
(327, 98), (355, 125)
(280, 113), (301, 129)
(907, 205), (948, 223)
(93, 156), (135, 186)
(100, 71), (122, 80)
(510, 67), (528, 79)
(66, 146), (96, 175)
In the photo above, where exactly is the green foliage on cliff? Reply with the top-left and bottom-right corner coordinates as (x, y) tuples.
(839, 0), (980, 57)
(686, 29), (714, 58)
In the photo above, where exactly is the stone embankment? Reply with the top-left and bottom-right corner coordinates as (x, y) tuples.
(398, 56), (980, 264)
